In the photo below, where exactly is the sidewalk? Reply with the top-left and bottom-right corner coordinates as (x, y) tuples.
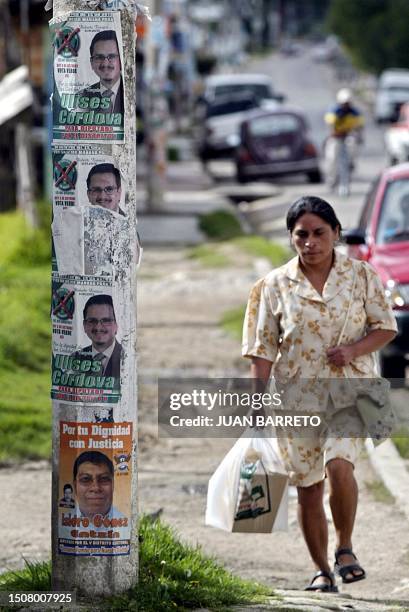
(136, 156), (232, 245)
(135, 143), (280, 245)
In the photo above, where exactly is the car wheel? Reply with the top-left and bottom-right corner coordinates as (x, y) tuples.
(380, 354), (407, 387)
(307, 169), (322, 184)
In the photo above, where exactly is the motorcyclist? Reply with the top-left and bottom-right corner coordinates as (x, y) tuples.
(324, 89), (364, 195)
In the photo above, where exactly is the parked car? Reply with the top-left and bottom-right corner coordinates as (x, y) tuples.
(344, 164), (409, 380)
(201, 73), (286, 106)
(384, 102), (409, 164)
(375, 69), (409, 123)
(197, 92), (269, 162)
(235, 109), (321, 184)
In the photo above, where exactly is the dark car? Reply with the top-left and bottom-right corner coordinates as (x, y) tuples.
(235, 109), (321, 184)
(344, 163), (409, 380)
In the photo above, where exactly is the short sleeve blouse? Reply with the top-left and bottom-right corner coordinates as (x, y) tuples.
(242, 251), (397, 383)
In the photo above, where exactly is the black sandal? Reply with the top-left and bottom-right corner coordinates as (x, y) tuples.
(305, 570), (338, 593)
(334, 548), (366, 584)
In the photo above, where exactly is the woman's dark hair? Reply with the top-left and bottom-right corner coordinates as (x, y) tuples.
(286, 196), (342, 234)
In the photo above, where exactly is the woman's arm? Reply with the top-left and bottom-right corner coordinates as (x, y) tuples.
(249, 357), (273, 427)
(327, 329), (396, 367)
(250, 356), (273, 391)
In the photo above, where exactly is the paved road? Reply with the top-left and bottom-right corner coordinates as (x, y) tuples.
(210, 47), (389, 238)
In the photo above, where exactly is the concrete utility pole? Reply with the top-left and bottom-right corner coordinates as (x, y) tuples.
(50, 0), (138, 598)
(145, 0), (167, 211)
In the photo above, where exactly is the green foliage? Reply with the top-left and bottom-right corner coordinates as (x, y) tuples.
(0, 560), (51, 592)
(199, 210), (244, 241)
(0, 213), (27, 263)
(0, 518), (271, 612)
(392, 429), (409, 459)
(0, 369), (50, 461)
(188, 244), (231, 267)
(233, 236), (291, 267)
(365, 480), (395, 505)
(0, 210), (51, 462)
(189, 235), (291, 269)
(220, 305), (247, 341)
(328, 0), (409, 73)
(0, 265), (50, 371)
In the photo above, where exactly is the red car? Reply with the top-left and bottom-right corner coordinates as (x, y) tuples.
(344, 163), (409, 380)
(236, 109), (321, 184)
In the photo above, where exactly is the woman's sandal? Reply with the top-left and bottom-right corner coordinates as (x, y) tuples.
(334, 548), (366, 584)
(305, 570), (338, 593)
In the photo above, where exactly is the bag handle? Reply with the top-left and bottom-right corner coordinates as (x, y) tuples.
(336, 264), (357, 347)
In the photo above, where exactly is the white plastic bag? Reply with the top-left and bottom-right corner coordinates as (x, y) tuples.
(205, 428), (288, 533)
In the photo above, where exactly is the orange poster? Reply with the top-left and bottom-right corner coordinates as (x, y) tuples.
(58, 420), (132, 556)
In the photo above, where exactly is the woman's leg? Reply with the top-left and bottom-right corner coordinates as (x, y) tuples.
(297, 479), (332, 587)
(325, 458), (363, 580)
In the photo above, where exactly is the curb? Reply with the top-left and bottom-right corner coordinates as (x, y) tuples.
(366, 438), (409, 519)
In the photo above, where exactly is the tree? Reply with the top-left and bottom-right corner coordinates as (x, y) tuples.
(328, 0), (409, 74)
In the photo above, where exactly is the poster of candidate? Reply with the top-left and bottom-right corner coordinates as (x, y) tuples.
(52, 144), (127, 215)
(58, 420), (132, 556)
(51, 274), (123, 403)
(51, 11), (125, 142)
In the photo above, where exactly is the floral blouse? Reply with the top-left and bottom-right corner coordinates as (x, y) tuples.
(242, 251), (398, 411)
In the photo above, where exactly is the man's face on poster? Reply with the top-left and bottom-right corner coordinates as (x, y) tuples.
(74, 461), (113, 518)
(83, 303), (118, 352)
(64, 487), (73, 502)
(90, 39), (121, 89)
(87, 172), (121, 212)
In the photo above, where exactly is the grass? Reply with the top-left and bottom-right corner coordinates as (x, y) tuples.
(392, 429), (409, 459)
(189, 236), (291, 269)
(233, 236), (291, 267)
(365, 480), (395, 505)
(199, 210), (244, 241)
(188, 244), (231, 268)
(0, 517), (272, 612)
(220, 306), (247, 341)
(0, 208), (52, 462)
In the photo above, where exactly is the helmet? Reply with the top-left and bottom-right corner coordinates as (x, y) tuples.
(337, 88), (352, 104)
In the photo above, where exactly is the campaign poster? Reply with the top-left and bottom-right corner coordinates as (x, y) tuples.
(52, 144), (127, 215)
(58, 420), (132, 556)
(51, 274), (123, 403)
(51, 11), (125, 142)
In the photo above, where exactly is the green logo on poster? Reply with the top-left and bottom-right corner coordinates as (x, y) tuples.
(54, 26), (80, 59)
(54, 159), (78, 191)
(52, 288), (75, 321)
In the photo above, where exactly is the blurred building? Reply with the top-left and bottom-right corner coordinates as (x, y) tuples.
(0, 0), (50, 212)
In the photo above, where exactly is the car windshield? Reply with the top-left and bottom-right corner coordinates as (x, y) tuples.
(214, 84), (273, 100)
(383, 86), (409, 95)
(206, 98), (257, 118)
(248, 114), (301, 137)
(377, 179), (409, 244)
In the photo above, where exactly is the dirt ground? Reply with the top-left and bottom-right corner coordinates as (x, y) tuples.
(2, 245), (409, 605)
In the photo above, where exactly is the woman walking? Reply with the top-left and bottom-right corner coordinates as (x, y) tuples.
(242, 196), (397, 592)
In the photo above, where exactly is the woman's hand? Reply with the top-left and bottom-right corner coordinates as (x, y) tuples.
(327, 330), (396, 367)
(326, 344), (356, 367)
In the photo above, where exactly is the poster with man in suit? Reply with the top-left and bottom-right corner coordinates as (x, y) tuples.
(51, 12), (125, 142)
(51, 275), (123, 403)
(58, 421), (132, 556)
